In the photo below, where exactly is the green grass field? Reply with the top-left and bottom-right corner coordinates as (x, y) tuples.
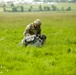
(0, 11), (76, 75)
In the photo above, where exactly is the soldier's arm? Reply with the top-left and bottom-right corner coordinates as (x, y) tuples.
(23, 25), (30, 36)
(38, 28), (41, 34)
(36, 28), (41, 37)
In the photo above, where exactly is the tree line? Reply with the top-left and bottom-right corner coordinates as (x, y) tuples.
(3, 4), (72, 12)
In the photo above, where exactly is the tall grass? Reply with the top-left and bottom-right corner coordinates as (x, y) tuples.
(0, 12), (76, 75)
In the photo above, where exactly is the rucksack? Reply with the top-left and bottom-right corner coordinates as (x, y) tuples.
(23, 35), (38, 45)
(20, 34), (46, 47)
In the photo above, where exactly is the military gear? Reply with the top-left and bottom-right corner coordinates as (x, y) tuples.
(20, 34), (46, 47)
(24, 35), (37, 45)
(34, 19), (41, 27)
(39, 34), (46, 45)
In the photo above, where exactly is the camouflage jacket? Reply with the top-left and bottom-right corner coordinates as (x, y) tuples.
(23, 23), (41, 36)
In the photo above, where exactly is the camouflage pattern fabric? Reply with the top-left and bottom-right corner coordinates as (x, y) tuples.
(23, 19), (41, 36)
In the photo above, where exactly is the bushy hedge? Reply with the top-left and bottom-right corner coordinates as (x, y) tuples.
(3, 4), (72, 12)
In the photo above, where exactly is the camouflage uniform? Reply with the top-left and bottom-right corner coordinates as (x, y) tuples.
(23, 19), (41, 36)
(19, 19), (47, 47)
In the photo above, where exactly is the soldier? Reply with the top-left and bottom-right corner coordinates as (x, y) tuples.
(23, 19), (41, 37)
(19, 19), (46, 47)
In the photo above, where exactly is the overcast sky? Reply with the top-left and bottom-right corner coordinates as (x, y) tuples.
(1, 0), (33, 2)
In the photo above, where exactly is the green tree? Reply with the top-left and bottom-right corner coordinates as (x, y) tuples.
(47, 6), (50, 11)
(30, 5), (33, 9)
(3, 8), (6, 12)
(44, 6), (47, 11)
(11, 3), (14, 7)
(3, 4), (6, 12)
(28, 8), (31, 12)
(3, 4), (6, 8)
(62, 7), (64, 11)
(51, 5), (57, 11)
(12, 7), (17, 12)
(21, 6), (24, 12)
(39, 5), (43, 11)
(66, 6), (71, 11)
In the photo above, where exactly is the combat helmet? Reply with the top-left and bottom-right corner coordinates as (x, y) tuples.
(33, 19), (41, 28)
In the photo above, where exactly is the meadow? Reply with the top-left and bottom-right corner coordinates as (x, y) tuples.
(0, 11), (76, 75)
